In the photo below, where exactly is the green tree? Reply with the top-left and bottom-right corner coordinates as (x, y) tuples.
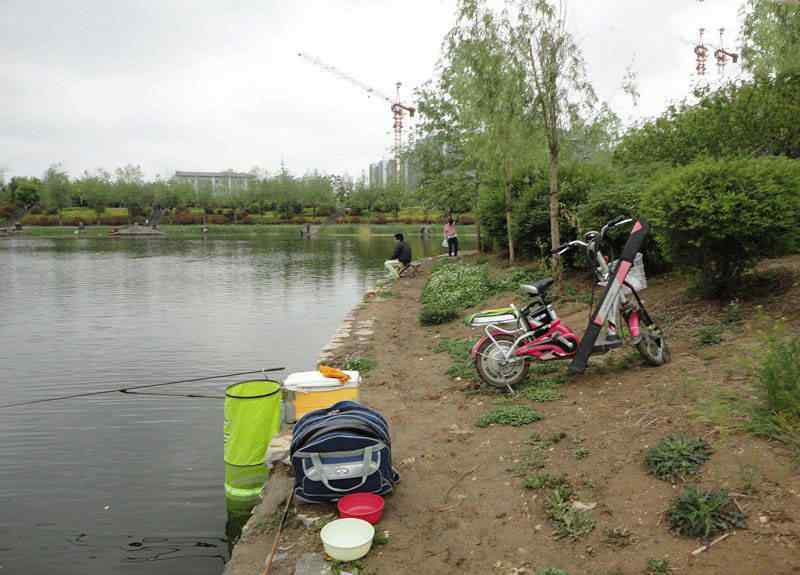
(510, 0), (596, 260)
(41, 164), (72, 220)
(614, 76), (800, 166)
(9, 177), (41, 211)
(740, 0), (800, 77)
(114, 164), (146, 224)
(441, 0), (537, 261)
(77, 170), (112, 220)
(412, 82), (482, 228)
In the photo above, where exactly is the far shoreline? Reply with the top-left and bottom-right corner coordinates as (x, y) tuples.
(6, 223), (478, 239)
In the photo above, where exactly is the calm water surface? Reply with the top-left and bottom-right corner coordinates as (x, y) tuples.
(0, 233), (471, 575)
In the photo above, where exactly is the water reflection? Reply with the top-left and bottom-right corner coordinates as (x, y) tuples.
(0, 231), (474, 575)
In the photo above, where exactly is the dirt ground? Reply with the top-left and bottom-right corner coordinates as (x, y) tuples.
(228, 255), (800, 575)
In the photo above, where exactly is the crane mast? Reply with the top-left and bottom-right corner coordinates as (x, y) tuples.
(298, 51), (415, 185)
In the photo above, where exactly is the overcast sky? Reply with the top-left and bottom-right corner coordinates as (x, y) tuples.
(1, 0), (743, 181)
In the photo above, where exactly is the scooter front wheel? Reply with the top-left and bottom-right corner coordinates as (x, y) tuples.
(475, 334), (529, 389)
(636, 323), (671, 366)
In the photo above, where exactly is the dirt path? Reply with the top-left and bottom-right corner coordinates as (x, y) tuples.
(230, 255), (800, 575)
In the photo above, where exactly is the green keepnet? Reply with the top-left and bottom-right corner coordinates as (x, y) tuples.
(223, 380), (281, 467)
(225, 463), (269, 499)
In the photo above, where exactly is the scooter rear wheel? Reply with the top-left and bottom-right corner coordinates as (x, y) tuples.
(475, 334), (529, 389)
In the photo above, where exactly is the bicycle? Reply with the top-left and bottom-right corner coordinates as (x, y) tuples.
(468, 216), (670, 390)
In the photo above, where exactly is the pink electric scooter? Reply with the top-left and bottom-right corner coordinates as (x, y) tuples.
(468, 217), (670, 390)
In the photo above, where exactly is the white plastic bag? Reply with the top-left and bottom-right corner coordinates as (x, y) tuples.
(442, 238), (448, 248)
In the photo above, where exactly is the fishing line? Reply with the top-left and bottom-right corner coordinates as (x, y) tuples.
(0, 367), (284, 409)
(119, 390), (225, 399)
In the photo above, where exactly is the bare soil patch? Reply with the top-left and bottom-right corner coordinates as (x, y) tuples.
(228, 255), (800, 575)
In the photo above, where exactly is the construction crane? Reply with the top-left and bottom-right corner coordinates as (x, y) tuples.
(298, 51), (415, 185)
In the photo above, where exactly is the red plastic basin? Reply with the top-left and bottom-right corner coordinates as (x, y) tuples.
(337, 493), (385, 525)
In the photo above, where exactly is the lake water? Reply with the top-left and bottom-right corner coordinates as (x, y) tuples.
(0, 232), (472, 575)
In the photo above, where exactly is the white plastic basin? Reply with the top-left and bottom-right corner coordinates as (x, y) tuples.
(320, 517), (375, 561)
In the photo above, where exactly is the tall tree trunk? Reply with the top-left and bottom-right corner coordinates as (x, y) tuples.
(548, 145), (561, 275)
(474, 180), (482, 253)
(504, 158), (515, 263)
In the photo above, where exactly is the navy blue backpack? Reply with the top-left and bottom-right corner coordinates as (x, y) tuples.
(290, 401), (400, 503)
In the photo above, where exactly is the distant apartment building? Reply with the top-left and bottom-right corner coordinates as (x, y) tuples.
(368, 159), (418, 190)
(173, 170), (256, 196)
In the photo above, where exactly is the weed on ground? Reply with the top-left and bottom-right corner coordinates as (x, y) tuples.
(666, 485), (746, 538)
(544, 485), (596, 540)
(602, 527), (636, 548)
(523, 472), (571, 491)
(475, 405), (543, 427)
(749, 329), (800, 455)
(644, 558), (672, 575)
(695, 324), (724, 346)
(519, 376), (565, 402)
(508, 449), (547, 476)
(525, 431), (567, 448)
(645, 435), (712, 482)
(432, 337), (477, 382)
(574, 446), (591, 460)
(342, 356), (376, 373)
(331, 559), (366, 575)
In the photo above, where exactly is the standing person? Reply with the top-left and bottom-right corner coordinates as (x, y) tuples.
(443, 216), (459, 257)
(384, 233), (412, 279)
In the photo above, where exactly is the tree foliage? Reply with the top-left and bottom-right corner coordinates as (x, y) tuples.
(440, 0), (538, 261)
(510, 0), (596, 256)
(614, 75), (800, 167)
(740, 0), (800, 77)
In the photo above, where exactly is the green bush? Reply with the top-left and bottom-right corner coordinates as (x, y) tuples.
(478, 163), (621, 258)
(577, 169), (671, 274)
(419, 262), (494, 325)
(666, 485), (745, 538)
(418, 306), (459, 326)
(641, 157), (800, 298)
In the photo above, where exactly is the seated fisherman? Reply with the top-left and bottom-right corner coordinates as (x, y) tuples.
(384, 233), (412, 279)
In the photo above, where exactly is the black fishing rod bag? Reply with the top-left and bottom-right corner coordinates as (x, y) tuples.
(290, 401), (400, 503)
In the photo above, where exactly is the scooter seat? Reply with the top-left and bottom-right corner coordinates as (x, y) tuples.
(521, 278), (554, 297)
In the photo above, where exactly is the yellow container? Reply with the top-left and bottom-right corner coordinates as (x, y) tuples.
(283, 370), (360, 423)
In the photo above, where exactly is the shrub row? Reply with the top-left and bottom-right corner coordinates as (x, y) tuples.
(480, 155), (800, 299)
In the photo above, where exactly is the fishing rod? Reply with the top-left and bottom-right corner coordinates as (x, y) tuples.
(0, 367), (285, 409)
